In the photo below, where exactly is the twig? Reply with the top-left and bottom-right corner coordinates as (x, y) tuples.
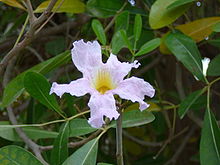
(123, 131), (162, 147)
(3, 56), (48, 164)
(164, 126), (196, 165)
(24, 0), (36, 23)
(40, 129), (103, 151)
(7, 107), (48, 165)
(26, 46), (44, 62)
(135, 55), (162, 76)
(0, 0), (58, 76)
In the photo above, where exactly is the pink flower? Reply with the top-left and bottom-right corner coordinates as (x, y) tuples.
(50, 40), (155, 128)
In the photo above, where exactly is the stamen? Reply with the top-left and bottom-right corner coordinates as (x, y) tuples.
(94, 69), (115, 94)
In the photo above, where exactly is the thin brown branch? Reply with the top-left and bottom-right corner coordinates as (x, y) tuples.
(0, 0), (58, 76)
(40, 129), (102, 151)
(24, 0), (36, 23)
(164, 126), (196, 165)
(123, 131), (162, 147)
(135, 55), (162, 76)
(7, 107), (48, 165)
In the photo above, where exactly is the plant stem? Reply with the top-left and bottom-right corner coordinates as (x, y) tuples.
(116, 109), (124, 165)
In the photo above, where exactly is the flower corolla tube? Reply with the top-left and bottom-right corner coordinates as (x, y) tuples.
(50, 40), (155, 128)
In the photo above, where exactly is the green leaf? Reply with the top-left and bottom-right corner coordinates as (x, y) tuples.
(1, 51), (71, 108)
(134, 14), (142, 41)
(92, 19), (106, 45)
(178, 88), (206, 119)
(87, 0), (124, 18)
(0, 145), (43, 165)
(207, 54), (220, 76)
(0, 0), (25, 10)
(0, 121), (58, 141)
(164, 31), (205, 82)
(166, 0), (195, 11)
(62, 138), (99, 165)
(115, 11), (130, 32)
(213, 22), (220, 32)
(97, 163), (114, 165)
(200, 109), (220, 165)
(149, 0), (192, 29)
(51, 121), (69, 165)
(120, 30), (133, 52)
(69, 119), (97, 137)
(24, 72), (64, 117)
(135, 38), (161, 56)
(35, 0), (85, 13)
(111, 110), (155, 128)
(111, 30), (125, 54)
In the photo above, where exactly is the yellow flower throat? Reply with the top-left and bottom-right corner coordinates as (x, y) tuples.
(94, 69), (115, 94)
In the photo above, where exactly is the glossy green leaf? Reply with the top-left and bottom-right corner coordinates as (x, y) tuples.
(0, 121), (58, 141)
(207, 54), (220, 76)
(35, 0), (85, 13)
(166, 0), (195, 11)
(97, 163), (114, 165)
(24, 72), (63, 117)
(120, 30), (132, 52)
(111, 110), (155, 128)
(165, 31), (205, 81)
(134, 14), (142, 41)
(69, 119), (97, 137)
(92, 19), (106, 45)
(178, 88), (206, 119)
(149, 0), (192, 29)
(51, 121), (69, 165)
(200, 109), (220, 165)
(62, 138), (99, 165)
(213, 22), (220, 32)
(1, 51), (71, 108)
(0, 145), (43, 165)
(115, 11), (130, 32)
(135, 38), (161, 56)
(111, 30), (125, 54)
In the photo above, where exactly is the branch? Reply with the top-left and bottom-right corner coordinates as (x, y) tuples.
(40, 129), (102, 151)
(0, 0), (58, 76)
(7, 107), (48, 165)
(164, 126), (196, 165)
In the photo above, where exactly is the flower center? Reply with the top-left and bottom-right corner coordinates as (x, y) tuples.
(94, 69), (115, 94)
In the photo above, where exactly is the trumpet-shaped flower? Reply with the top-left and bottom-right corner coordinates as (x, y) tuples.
(50, 40), (155, 128)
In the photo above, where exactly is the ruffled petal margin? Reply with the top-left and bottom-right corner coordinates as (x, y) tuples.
(88, 93), (119, 128)
(106, 54), (140, 84)
(112, 76), (155, 111)
(50, 78), (92, 98)
(71, 40), (102, 76)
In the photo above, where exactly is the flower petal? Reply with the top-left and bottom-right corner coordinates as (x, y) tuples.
(50, 78), (92, 97)
(106, 54), (140, 84)
(71, 40), (102, 75)
(88, 93), (119, 128)
(112, 76), (155, 111)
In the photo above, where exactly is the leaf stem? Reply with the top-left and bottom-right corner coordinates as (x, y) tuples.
(116, 108), (124, 165)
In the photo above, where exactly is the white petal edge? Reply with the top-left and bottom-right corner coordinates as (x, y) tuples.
(71, 40), (103, 75)
(111, 76), (155, 111)
(105, 54), (140, 84)
(88, 93), (119, 128)
(50, 78), (92, 98)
